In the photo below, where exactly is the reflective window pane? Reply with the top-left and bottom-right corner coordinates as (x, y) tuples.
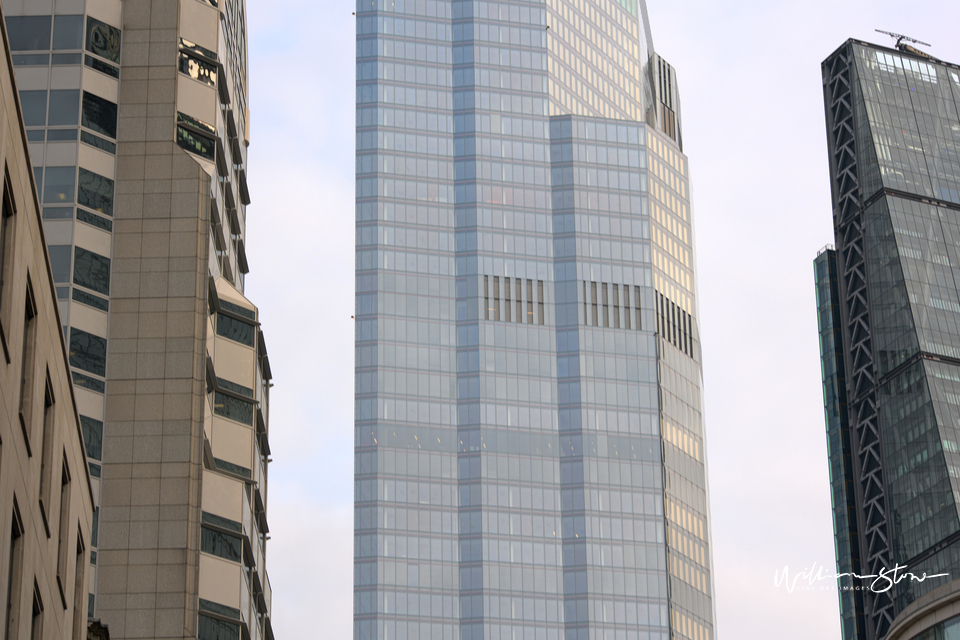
(6, 16), (51, 51)
(53, 15), (83, 49)
(18, 90), (46, 126)
(42, 167), (75, 204)
(69, 328), (106, 376)
(85, 17), (121, 62)
(77, 168), (114, 215)
(81, 91), (117, 138)
(47, 245), (71, 282)
(73, 246), (110, 295)
(48, 89), (80, 125)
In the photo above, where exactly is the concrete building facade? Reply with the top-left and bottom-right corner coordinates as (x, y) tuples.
(2, 0), (276, 639)
(0, 7), (95, 640)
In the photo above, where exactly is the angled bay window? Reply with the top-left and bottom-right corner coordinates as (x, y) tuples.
(200, 525), (242, 563)
(81, 91), (117, 138)
(176, 113), (216, 162)
(216, 312), (255, 347)
(72, 246), (110, 295)
(178, 51), (217, 87)
(6, 16), (51, 50)
(68, 328), (106, 377)
(52, 15), (83, 50)
(77, 168), (113, 216)
(85, 17), (120, 63)
(42, 167), (75, 205)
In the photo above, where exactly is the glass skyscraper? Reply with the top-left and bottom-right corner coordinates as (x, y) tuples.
(355, 1), (715, 639)
(818, 39), (960, 640)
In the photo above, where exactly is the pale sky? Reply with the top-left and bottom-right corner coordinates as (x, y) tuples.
(241, 1), (960, 637)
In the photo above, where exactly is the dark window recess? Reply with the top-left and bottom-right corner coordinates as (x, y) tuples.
(202, 511), (243, 534)
(88, 463), (100, 479)
(198, 614), (240, 640)
(69, 328), (106, 376)
(76, 209), (112, 232)
(47, 245), (71, 283)
(71, 372), (104, 394)
(73, 246), (110, 295)
(81, 91), (117, 138)
(217, 377), (254, 399)
(199, 599), (241, 621)
(213, 457), (251, 479)
(219, 299), (255, 321)
(6, 16), (51, 50)
(72, 289), (108, 312)
(80, 415), (103, 461)
(19, 91), (47, 127)
(176, 126), (215, 162)
(77, 169), (114, 216)
(216, 313), (255, 347)
(90, 508), (98, 547)
(42, 207), (72, 220)
(84, 55), (118, 78)
(53, 15), (83, 49)
(200, 526), (242, 563)
(214, 392), (253, 426)
(25, 130), (45, 143)
(178, 51), (217, 87)
(80, 131), (116, 155)
(85, 17), (120, 63)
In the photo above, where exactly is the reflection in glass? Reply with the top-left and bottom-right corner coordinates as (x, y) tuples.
(42, 167), (75, 204)
(80, 415), (103, 460)
(19, 91), (46, 126)
(85, 17), (120, 62)
(77, 168), (114, 215)
(178, 51), (217, 87)
(73, 246), (111, 295)
(81, 91), (117, 138)
(176, 126), (216, 161)
(69, 328), (106, 376)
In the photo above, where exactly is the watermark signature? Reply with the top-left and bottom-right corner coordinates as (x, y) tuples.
(775, 561), (949, 594)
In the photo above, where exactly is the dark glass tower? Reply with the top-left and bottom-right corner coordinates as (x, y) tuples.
(819, 39), (960, 639)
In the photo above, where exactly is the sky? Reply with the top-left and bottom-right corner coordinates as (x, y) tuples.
(241, 1), (960, 638)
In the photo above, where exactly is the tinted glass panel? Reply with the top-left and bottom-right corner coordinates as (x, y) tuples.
(81, 91), (117, 138)
(80, 415), (103, 460)
(176, 126), (215, 161)
(42, 207), (73, 220)
(85, 17), (120, 62)
(178, 52), (217, 86)
(197, 614), (239, 640)
(213, 392), (253, 426)
(77, 168), (114, 215)
(19, 91), (46, 126)
(200, 527), (242, 562)
(51, 53), (81, 65)
(69, 328), (106, 376)
(47, 245), (71, 282)
(52, 15), (83, 49)
(72, 371), (105, 394)
(76, 209), (112, 231)
(84, 55), (119, 78)
(47, 129), (77, 141)
(73, 246), (110, 295)
(80, 130), (116, 154)
(42, 167), (75, 204)
(48, 89), (79, 125)
(12, 54), (48, 66)
(216, 313), (255, 347)
(72, 289), (108, 312)
(6, 16), (51, 51)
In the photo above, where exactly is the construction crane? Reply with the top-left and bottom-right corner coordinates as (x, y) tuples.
(875, 29), (937, 60)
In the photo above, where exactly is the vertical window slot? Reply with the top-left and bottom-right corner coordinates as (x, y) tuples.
(505, 277), (511, 322)
(493, 277), (500, 322)
(538, 281), (544, 325)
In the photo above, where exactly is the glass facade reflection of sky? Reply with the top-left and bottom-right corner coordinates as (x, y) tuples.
(356, 1), (715, 639)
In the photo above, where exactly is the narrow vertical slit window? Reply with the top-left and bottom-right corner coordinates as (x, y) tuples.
(635, 286), (641, 330)
(515, 279), (522, 324)
(602, 283), (609, 327)
(5, 502), (24, 640)
(71, 532), (85, 640)
(582, 281), (588, 326)
(493, 277), (500, 321)
(39, 375), (56, 533)
(56, 459), (71, 607)
(613, 284), (620, 329)
(538, 281), (544, 325)
(484, 276), (489, 320)
(0, 167), (15, 315)
(19, 282), (38, 453)
(623, 285), (631, 330)
(591, 282), (598, 326)
(29, 584), (41, 640)
(526, 280), (533, 324)
(504, 277), (511, 322)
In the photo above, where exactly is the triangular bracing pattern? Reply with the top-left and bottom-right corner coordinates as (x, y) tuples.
(824, 45), (895, 639)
